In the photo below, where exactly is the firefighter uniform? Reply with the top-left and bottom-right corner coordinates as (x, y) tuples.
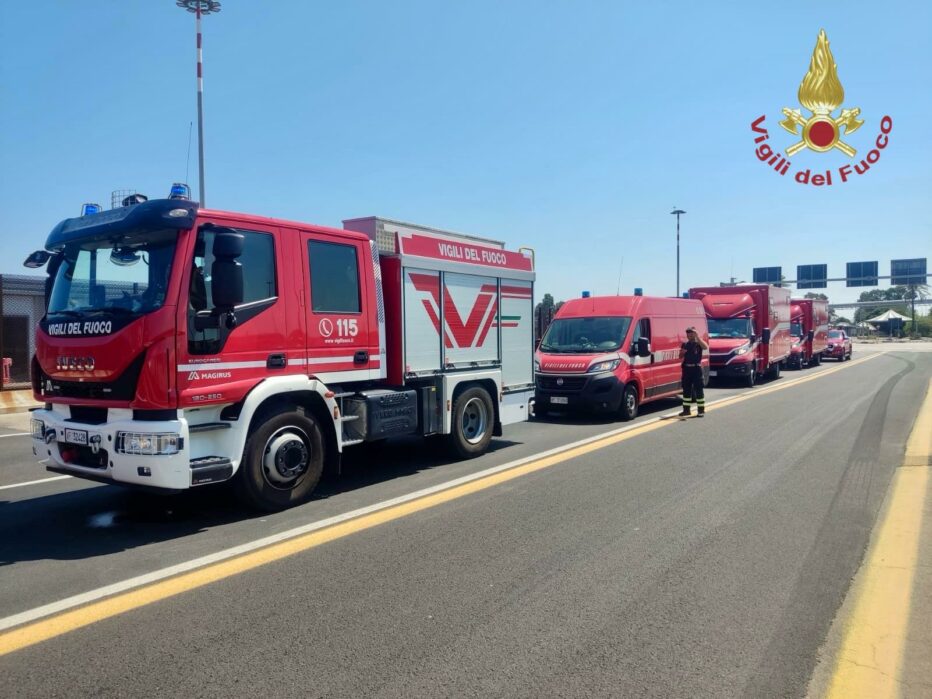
(680, 340), (705, 416)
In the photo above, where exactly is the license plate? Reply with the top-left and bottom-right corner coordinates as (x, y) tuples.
(708, 370), (718, 377)
(64, 428), (88, 445)
(550, 396), (569, 405)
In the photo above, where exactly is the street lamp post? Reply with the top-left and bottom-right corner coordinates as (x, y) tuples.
(176, 0), (221, 207)
(671, 208), (686, 297)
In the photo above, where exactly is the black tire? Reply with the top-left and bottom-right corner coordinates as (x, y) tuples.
(234, 405), (324, 511)
(619, 383), (639, 421)
(449, 386), (494, 458)
(745, 364), (756, 388)
(769, 362), (781, 380)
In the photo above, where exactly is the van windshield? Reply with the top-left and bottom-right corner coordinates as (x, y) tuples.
(539, 316), (632, 353)
(708, 318), (752, 339)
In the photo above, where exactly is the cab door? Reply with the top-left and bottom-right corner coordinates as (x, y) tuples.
(177, 219), (299, 408)
(300, 230), (376, 384)
(629, 317), (657, 396)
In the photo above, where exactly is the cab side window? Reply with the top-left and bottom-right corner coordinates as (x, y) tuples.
(308, 240), (360, 313)
(632, 318), (651, 349)
(187, 228), (277, 354)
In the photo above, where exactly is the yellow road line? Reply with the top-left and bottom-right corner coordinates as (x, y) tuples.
(0, 352), (883, 656)
(824, 379), (932, 699)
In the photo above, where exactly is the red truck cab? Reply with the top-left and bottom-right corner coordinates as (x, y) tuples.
(534, 295), (708, 420)
(689, 284), (792, 387)
(788, 298), (829, 368)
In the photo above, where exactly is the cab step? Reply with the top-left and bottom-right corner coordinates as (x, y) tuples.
(189, 455), (233, 486)
(188, 422), (233, 433)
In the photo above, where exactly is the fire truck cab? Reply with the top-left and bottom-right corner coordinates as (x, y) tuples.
(27, 199), (535, 510)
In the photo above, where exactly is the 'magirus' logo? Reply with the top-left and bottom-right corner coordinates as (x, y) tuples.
(750, 29), (892, 186)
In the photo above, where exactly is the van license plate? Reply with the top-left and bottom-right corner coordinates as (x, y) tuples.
(550, 396), (568, 405)
(708, 371), (718, 377)
(64, 428), (88, 445)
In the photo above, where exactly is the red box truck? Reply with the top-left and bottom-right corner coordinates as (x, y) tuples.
(25, 200), (535, 510)
(788, 298), (829, 369)
(688, 285), (792, 387)
(534, 295), (709, 420)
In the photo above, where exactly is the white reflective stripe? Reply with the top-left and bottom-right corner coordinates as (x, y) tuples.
(307, 356), (358, 365)
(177, 360), (267, 372)
(313, 369), (372, 384)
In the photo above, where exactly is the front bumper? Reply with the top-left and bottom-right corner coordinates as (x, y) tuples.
(30, 406), (195, 490)
(535, 371), (624, 413)
(825, 345), (847, 357)
(709, 359), (754, 379)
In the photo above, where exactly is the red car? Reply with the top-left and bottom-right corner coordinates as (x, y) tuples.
(825, 329), (852, 361)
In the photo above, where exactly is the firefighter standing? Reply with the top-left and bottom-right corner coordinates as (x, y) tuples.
(679, 326), (708, 417)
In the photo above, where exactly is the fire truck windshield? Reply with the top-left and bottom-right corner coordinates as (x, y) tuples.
(47, 229), (177, 316)
(708, 318), (752, 339)
(539, 316), (632, 353)
(790, 322), (803, 337)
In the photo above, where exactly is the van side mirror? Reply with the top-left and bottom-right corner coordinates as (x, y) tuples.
(636, 337), (651, 358)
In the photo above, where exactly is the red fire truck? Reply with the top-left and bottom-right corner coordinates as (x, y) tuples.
(25, 199), (535, 510)
(688, 284), (792, 387)
(788, 298), (829, 369)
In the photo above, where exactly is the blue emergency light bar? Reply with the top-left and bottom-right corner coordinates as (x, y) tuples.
(81, 203), (102, 216)
(169, 183), (191, 200)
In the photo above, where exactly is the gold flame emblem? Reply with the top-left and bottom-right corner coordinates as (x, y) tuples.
(779, 29), (863, 157)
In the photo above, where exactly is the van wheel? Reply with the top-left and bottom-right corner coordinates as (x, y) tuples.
(619, 384), (639, 421)
(745, 365), (756, 388)
(234, 405), (324, 512)
(769, 362), (781, 380)
(449, 386), (494, 458)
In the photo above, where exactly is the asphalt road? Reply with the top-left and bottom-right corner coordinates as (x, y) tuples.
(0, 345), (929, 698)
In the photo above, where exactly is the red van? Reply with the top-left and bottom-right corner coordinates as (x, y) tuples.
(534, 295), (709, 420)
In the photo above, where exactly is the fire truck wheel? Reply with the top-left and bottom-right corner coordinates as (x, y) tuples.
(450, 386), (494, 458)
(235, 406), (324, 511)
(619, 384), (639, 421)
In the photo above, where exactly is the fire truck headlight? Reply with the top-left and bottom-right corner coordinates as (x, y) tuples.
(588, 359), (620, 373)
(30, 419), (44, 440)
(116, 432), (181, 456)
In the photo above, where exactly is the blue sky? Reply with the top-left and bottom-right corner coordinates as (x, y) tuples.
(1, 1), (929, 305)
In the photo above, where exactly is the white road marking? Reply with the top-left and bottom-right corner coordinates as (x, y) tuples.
(0, 432), (30, 439)
(0, 475), (71, 491)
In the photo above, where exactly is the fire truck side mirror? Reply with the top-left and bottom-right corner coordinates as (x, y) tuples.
(807, 330), (814, 342)
(761, 328), (771, 345)
(211, 231), (245, 311)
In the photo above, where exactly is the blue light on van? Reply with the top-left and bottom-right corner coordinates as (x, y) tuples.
(634, 288), (643, 296)
(81, 203), (102, 216)
(581, 290), (591, 298)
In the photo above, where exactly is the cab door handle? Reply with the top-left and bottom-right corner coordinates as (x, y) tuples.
(267, 353), (286, 369)
(354, 350), (369, 364)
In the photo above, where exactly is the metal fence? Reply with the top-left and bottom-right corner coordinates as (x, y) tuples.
(1, 274), (46, 390)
